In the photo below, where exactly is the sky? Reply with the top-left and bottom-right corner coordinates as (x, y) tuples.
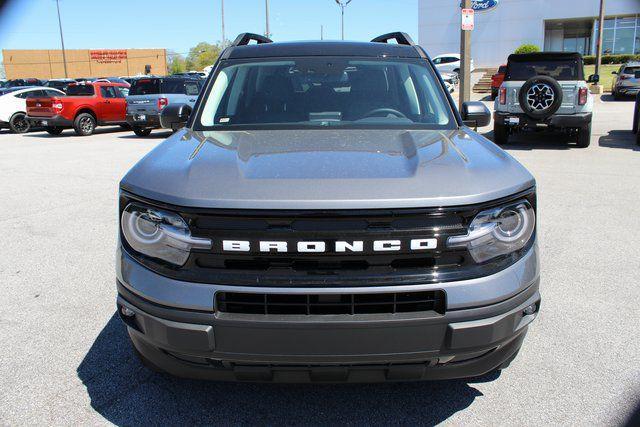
(0, 0), (418, 62)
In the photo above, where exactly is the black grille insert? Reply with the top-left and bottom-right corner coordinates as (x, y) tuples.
(216, 290), (446, 315)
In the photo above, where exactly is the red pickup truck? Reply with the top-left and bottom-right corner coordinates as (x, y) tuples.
(490, 64), (507, 100)
(26, 81), (129, 136)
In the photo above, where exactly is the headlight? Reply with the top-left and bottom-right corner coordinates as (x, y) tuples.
(447, 200), (535, 263)
(121, 203), (211, 266)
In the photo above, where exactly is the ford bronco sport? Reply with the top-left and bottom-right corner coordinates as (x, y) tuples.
(494, 52), (595, 148)
(117, 32), (541, 382)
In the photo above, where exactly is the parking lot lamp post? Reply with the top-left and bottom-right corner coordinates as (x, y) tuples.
(221, 0), (226, 46)
(334, 0), (352, 40)
(593, 0), (605, 93)
(55, 0), (68, 78)
(265, 0), (271, 38)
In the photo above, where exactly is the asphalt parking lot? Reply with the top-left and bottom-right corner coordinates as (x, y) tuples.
(0, 95), (639, 426)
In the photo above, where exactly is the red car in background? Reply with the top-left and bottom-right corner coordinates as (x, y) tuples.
(491, 64), (507, 100)
(26, 81), (129, 136)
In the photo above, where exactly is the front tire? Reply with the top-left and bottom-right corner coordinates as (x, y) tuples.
(73, 113), (96, 136)
(493, 122), (509, 145)
(9, 112), (30, 134)
(576, 123), (591, 148)
(132, 127), (152, 137)
(45, 126), (64, 135)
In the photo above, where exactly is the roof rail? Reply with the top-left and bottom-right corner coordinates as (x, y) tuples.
(370, 32), (415, 46)
(230, 32), (273, 47)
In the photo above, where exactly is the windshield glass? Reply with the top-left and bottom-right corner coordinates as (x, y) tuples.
(66, 85), (95, 96)
(506, 59), (582, 81)
(198, 57), (454, 129)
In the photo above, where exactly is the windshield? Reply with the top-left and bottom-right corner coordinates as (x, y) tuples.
(506, 59), (583, 81)
(198, 57), (454, 129)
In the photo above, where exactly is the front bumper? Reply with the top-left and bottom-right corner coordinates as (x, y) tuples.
(126, 113), (161, 129)
(116, 244), (541, 382)
(25, 115), (72, 127)
(494, 111), (592, 129)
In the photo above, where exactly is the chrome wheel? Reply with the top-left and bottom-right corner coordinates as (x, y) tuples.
(80, 116), (94, 133)
(526, 83), (555, 111)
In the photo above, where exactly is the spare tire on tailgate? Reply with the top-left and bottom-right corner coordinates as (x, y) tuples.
(518, 75), (563, 120)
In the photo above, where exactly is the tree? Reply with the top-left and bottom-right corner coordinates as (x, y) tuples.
(185, 42), (222, 71)
(167, 51), (186, 75)
(514, 44), (540, 54)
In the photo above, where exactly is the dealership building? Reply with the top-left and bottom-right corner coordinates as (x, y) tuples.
(418, 0), (640, 67)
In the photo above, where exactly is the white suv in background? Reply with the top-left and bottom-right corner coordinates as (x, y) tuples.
(432, 53), (475, 75)
(0, 86), (65, 133)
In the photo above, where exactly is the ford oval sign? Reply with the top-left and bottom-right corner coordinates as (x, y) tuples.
(472, 0), (499, 12)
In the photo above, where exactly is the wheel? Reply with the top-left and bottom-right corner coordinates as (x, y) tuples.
(613, 90), (622, 101)
(9, 112), (30, 134)
(132, 127), (152, 137)
(45, 126), (64, 135)
(576, 122), (591, 148)
(493, 122), (509, 145)
(73, 113), (96, 136)
(119, 124), (131, 130)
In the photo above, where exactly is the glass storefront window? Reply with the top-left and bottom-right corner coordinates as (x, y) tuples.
(593, 14), (640, 55)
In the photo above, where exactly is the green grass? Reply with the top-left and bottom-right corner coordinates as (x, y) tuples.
(584, 64), (621, 92)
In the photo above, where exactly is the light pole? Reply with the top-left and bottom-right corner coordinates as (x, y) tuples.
(265, 0), (271, 38)
(55, 0), (68, 78)
(334, 0), (352, 40)
(220, 0), (226, 46)
(594, 0), (605, 82)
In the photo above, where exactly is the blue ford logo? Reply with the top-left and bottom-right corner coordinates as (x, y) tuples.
(472, 0), (499, 12)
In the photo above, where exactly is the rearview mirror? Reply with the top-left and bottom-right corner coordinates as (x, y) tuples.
(587, 74), (599, 83)
(461, 101), (491, 129)
(160, 103), (192, 131)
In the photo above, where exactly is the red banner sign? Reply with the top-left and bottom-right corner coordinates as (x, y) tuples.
(90, 50), (128, 64)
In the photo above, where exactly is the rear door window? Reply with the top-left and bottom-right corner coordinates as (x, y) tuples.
(623, 66), (640, 75)
(506, 59), (582, 81)
(100, 86), (117, 98)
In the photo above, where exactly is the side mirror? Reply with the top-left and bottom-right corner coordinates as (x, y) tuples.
(587, 74), (600, 83)
(461, 101), (491, 129)
(160, 103), (191, 131)
(611, 71), (618, 75)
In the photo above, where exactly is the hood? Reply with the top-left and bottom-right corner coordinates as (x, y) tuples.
(120, 128), (535, 209)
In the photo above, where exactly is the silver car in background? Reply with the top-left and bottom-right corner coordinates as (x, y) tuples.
(612, 62), (640, 100)
(125, 77), (203, 136)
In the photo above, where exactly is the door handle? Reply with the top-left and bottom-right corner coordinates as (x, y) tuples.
(189, 99), (196, 102)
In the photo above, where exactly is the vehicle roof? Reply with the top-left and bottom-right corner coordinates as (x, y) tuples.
(13, 86), (63, 92)
(433, 53), (460, 58)
(507, 52), (583, 62)
(68, 81), (128, 87)
(224, 40), (422, 59)
(622, 61), (640, 67)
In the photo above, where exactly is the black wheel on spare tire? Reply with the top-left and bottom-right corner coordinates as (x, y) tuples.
(493, 122), (509, 145)
(73, 113), (96, 136)
(518, 75), (563, 120)
(45, 126), (64, 135)
(132, 127), (152, 137)
(9, 112), (30, 134)
(576, 122), (591, 148)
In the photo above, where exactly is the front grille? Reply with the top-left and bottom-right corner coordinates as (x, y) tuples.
(120, 189), (536, 287)
(216, 290), (446, 315)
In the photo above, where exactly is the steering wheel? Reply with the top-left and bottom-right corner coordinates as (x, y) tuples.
(360, 108), (408, 119)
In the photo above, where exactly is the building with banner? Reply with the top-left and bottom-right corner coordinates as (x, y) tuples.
(2, 48), (167, 79)
(418, 0), (640, 67)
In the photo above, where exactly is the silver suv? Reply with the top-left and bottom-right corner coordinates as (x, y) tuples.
(494, 52), (594, 148)
(116, 32), (540, 382)
(612, 61), (640, 100)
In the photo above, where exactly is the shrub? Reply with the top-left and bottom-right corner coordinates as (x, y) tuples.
(514, 44), (541, 54)
(583, 54), (640, 65)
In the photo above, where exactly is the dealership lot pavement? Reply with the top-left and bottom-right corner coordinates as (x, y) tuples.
(0, 96), (639, 426)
